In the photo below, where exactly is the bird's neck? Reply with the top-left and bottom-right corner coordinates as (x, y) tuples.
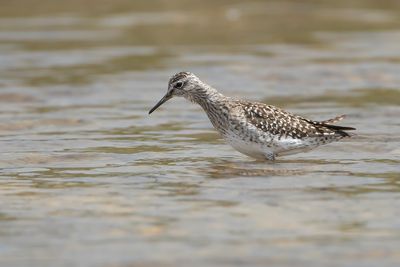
(185, 85), (230, 133)
(186, 85), (226, 110)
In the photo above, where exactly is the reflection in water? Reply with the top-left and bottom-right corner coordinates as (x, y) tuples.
(203, 160), (307, 179)
(0, 0), (400, 267)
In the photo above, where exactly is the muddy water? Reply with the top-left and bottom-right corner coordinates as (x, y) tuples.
(0, 1), (399, 266)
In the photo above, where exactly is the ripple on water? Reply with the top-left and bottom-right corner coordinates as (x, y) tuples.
(0, 1), (400, 267)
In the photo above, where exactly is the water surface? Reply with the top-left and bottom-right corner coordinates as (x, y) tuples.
(0, 1), (400, 266)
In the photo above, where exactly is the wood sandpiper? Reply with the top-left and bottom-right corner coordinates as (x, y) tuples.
(149, 72), (356, 160)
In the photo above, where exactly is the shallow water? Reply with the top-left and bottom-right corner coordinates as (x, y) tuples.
(0, 1), (400, 266)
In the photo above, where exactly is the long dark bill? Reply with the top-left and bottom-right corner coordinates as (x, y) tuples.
(148, 93), (172, 114)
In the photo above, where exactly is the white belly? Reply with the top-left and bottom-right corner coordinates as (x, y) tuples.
(222, 130), (318, 160)
(222, 131), (271, 159)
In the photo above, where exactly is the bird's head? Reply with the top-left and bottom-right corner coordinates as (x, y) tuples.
(149, 71), (204, 114)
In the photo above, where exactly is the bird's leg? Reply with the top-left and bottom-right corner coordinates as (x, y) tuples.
(264, 152), (276, 161)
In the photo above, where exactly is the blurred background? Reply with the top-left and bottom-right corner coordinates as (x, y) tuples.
(0, 1), (399, 267)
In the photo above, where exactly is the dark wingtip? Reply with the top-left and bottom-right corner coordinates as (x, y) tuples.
(320, 123), (356, 138)
(318, 114), (356, 132)
(331, 126), (356, 138)
(325, 124), (356, 131)
(338, 130), (351, 138)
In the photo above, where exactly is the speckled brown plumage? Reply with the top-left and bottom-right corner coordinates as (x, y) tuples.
(240, 102), (353, 139)
(149, 72), (356, 160)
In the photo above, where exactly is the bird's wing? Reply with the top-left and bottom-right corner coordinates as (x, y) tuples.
(240, 102), (340, 139)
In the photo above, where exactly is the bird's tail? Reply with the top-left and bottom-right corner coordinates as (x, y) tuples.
(320, 114), (346, 124)
(318, 115), (356, 137)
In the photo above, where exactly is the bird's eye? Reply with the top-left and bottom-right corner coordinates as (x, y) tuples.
(175, 82), (183, 89)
